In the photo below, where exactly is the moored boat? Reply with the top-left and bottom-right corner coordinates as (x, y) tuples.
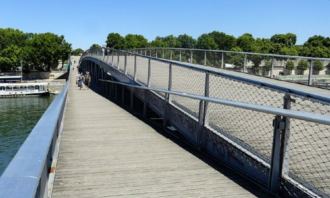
(0, 82), (49, 97)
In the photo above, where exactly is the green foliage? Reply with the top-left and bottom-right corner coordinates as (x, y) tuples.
(0, 28), (27, 50)
(208, 31), (236, 50)
(196, 34), (217, 49)
(72, 48), (84, 56)
(0, 28), (71, 72)
(106, 33), (125, 49)
(124, 34), (148, 49)
(105, 31), (330, 60)
(297, 60), (308, 71)
(177, 34), (196, 48)
(23, 33), (71, 71)
(270, 33), (296, 47)
(279, 46), (299, 56)
(237, 33), (255, 52)
(313, 60), (324, 71)
(263, 60), (272, 72)
(285, 61), (295, 71)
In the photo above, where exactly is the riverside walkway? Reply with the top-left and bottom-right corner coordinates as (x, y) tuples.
(51, 66), (262, 197)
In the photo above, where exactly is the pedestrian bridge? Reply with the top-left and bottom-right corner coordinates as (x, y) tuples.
(1, 48), (330, 198)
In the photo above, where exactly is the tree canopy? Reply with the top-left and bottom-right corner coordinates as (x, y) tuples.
(72, 48), (84, 56)
(0, 28), (71, 72)
(104, 31), (330, 59)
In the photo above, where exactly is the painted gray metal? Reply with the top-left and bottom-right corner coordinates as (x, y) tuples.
(92, 50), (330, 104)
(134, 47), (330, 62)
(98, 79), (330, 126)
(81, 51), (329, 197)
(0, 78), (69, 198)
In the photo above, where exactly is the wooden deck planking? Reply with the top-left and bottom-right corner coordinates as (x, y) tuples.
(52, 64), (260, 197)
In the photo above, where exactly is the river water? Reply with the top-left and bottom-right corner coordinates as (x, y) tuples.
(0, 96), (54, 174)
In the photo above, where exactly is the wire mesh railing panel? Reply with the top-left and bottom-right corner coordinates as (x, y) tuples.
(209, 74), (284, 107)
(207, 103), (275, 161)
(135, 56), (149, 85)
(285, 96), (330, 195)
(118, 55), (125, 72)
(192, 50), (205, 65)
(208, 73), (284, 161)
(171, 65), (205, 118)
(150, 60), (169, 97)
(112, 52), (119, 67)
(171, 49), (181, 62)
(126, 55), (135, 78)
(224, 52), (245, 72)
(180, 50), (190, 63)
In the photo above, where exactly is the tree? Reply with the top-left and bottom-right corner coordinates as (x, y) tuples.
(89, 44), (102, 55)
(208, 31), (236, 50)
(162, 35), (180, 48)
(124, 34), (148, 49)
(296, 60), (308, 74)
(106, 33), (125, 49)
(270, 33), (297, 47)
(177, 34), (196, 48)
(24, 33), (71, 71)
(0, 45), (22, 72)
(285, 60), (295, 71)
(0, 28), (27, 50)
(313, 60), (324, 74)
(237, 33), (255, 52)
(279, 46), (299, 56)
(196, 34), (217, 49)
(72, 48), (84, 56)
(150, 37), (167, 47)
(285, 60), (295, 75)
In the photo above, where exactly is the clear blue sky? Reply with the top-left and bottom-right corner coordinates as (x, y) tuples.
(1, 0), (329, 49)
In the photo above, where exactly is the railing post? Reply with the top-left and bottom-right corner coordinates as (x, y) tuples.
(162, 49), (165, 59)
(147, 58), (151, 87)
(133, 55), (137, 81)
(269, 107), (289, 193)
(243, 54), (247, 73)
(124, 53), (127, 74)
(163, 63), (173, 128)
(111, 50), (114, 65)
(190, 50), (193, 63)
(155, 49), (158, 58)
(282, 94), (294, 176)
(167, 63), (172, 103)
(204, 51), (207, 65)
(197, 73), (209, 148)
(179, 50), (182, 62)
(117, 53), (120, 70)
(143, 58), (151, 118)
(308, 60), (313, 86)
(170, 50), (173, 60)
(270, 58), (275, 78)
(221, 52), (224, 68)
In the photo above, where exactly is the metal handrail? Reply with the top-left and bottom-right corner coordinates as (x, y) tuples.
(97, 48), (330, 104)
(82, 50), (329, 196)
(0, 70), (70, 197)
(98, 78), (330, 126)
(133, 47), (330, 62)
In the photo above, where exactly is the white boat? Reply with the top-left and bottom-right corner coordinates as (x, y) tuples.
(0, 82), (49, 97)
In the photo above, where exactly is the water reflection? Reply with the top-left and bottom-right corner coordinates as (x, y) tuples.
(0, 96), (53, 174)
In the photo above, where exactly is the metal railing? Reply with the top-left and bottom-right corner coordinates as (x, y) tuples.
(0, 71), (70, 197)
(82, 48), (330, 197)
(130, 47), (330, 89)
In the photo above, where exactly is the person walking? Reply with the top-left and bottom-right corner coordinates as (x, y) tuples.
(77, 73), (84, 90)
(85, 72), (91, 88)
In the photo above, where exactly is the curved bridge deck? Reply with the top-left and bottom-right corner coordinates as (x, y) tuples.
(51, 69), (263, 197)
